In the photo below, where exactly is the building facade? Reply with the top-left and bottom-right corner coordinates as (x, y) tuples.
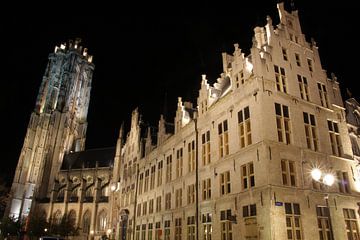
(6, 3), (360, 240)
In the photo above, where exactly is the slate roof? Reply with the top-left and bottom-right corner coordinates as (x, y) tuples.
(61, 147), (115, 170)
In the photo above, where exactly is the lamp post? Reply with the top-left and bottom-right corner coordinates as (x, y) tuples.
(310, 168), (335, 240)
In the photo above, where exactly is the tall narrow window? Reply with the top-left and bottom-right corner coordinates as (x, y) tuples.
(243, 204), (257, 239)
(144, 169), (149, 192)
(318, 83), (329, 108)
(156, 196), (161, 212)
(202, 130), (211, 165)
(337, 171), (351, 193)
(238, 106), (252, 148)
(142, 201), (147, 216)
(187, 184), (195, 204)
(155, 222), (161, 240)
(218, 120), (229, 157)
(175, 218), (182, 240)
(328, 120), (342, 156)
(136, 225), (140, 240)
(274, 65), (287, 93)
(157, 161), (163, 187)
(297, 75), (310, 101)
(148, 223), (153, 240)
(176, 148), (183, 178)
(149, 199), (154, 214)
(165, 193), (171, 210)
(164, 220), (170, 240)
(202, 178), (211, 200)
(241, 162), (255, 190)
(150, 165), (155, 190)
(202, 213), (212, 240)
(188, 141), (195, 172)
(303, 112), (318, 151)
(295, 53), (301, 67)
(285, 203), (302, 240)
(220, 209), (233, 240)
(220, 171), (231, 196)
(187, 216), (195, 240)
(316, 206), (333, 240)
(166, 155), (172, 183)
(281, 160), (296, 187)
(141, 224), (146, 240)
(175, 188), (182, 207)
(307, 58), (313, 72)
(343, 208), (360, 240)
(282, 48), (288, 61)
(137, 204), (141, 217)
(275, 103), (291, 144)
(138, 173), (144, 194)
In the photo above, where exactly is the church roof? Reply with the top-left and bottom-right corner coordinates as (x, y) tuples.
(61, 147), (115, 170)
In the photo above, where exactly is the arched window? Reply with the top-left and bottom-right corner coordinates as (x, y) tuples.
(68, 210), (76, 225)
(82, 210), (91, 234)
(97, 210), (107, 232)
(85, 186), (93, 197)
(53, 210), (62, 224)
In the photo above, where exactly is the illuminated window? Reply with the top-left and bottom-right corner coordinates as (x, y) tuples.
(243, 204), (256, 217)
(150, 165), (155, 190)
(295, 53), (301, 67)
(337, 171), (350, 193)
(202, 130), (211, 165)
(307, 58), (313, 72)
(166, 155), (172, 183)
(141, 224), (146, 240)
(241, 162), (255, 190)
(164, 220), (171, 240)
(165, 193), (171, 210)
(328, 120), (342, 156)
(176, 148), (183, 178)
(136, 225), (140, 240)
(343, 208), (360, 240)
(157, 161), (163, 187)
(274, 65), (287, 93)
(318, 83), (329, 108)
(155, 222), (161, 240)
(281, 159), (296, 187)
(220, 171), (231, 196)
(282, 48), (288, 61)
(187, 216), (195, 240)
(238, 106), (252, 148)
(202, 178), (211, 200)
(148, 223), (153, 240)
(303, 112), (318, 151)
(285, 203), (302, 240)
(187, 184), (195, 204)
(220, 209), (233, 240)
(298, 75), (310, 101)
(175, 218), (182, 240)
(316, 206), (332, 240)
(218, 120), (229, 157)
(202, 213), (212, 240)
(175, 188), (182, 207)
(275, 103), (291, 144)
(188, 141), (195, 172)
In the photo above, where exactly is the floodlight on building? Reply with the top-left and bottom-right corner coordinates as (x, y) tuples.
(310, 168), (322, 181)
(323, 173), (335, 186)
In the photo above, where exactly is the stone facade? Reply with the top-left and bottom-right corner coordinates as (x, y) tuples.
(6, 3), (360, 240)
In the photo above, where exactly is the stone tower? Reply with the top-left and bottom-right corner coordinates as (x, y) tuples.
(7, 39), (94, 219)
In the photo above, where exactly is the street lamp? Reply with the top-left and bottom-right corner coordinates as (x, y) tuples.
(310, 168), (335, 240)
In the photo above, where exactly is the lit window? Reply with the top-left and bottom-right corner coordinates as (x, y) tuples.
(328, 120), (342, 156)
(295, 53), (301, 67)
(316, 206), (333, 240)
(202, 213), (212, 240)
(202, 178), (211, 200)
(176, 148), (183, 178)
(298, 75), (310, 101)
(175, 188), (182, 208)
(337, 171), (350, 193)
(218, 120), (229, 157)
(220, 171), (231, 196)
(157, 161), (163, 187)
(238, 106), (252, 148)
(285, 203), (302, 240)
(275, 103), (291, 144)
(220, 209), (233, 240)
(274, 65), (287, 93)
(241, 162), (255, 190)
(187, 216), (195, 240)
(281, 159), (296, 187)
(188, 141), (195, 172)
(303, 112), (318, 151)
(165, 193), (171, 210)
(318, 83), (329, 108)
(166, 155), (172, 183)
(343, 208), (360, 239)
(202, 130), (211, 165)
(187, 184), (195, 204)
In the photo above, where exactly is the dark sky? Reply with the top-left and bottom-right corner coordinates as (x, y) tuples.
(1, 1), (358, 185)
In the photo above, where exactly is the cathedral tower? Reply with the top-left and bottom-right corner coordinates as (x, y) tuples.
(7, 39), (94, 219)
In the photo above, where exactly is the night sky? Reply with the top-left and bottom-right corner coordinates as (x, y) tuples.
(1, 1), (358, 185)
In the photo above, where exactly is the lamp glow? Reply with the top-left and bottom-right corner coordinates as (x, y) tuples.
(311, 168), (322, 181)
(323, 173), (335, 186)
